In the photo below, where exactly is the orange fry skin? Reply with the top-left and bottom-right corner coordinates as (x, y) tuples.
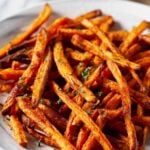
(10, 115), (28, 147)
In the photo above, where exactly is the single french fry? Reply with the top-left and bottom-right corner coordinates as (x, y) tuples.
(59, 28), (94, 38)
(10, 115), (28, 147)
(74, 10), (102, 23)
(26, 127), (58, 148)
(0, 68), (24, 80)
(120, 21), (149, 53)
(32, 49), (52, 107)
(52, 81), (113, 150)
(38, 104), (67, 131)
(54, 41), (96, 102)
(91, 16), (113, 26)
(17, 97), (76, 150)
(71, 34), (140, 69)
(129, 68), (146, 92)
(107, 60), (137, 150)
(0, 4), (51, 58)
(66, 48), (93, 62)
(2, 28), (48, 115)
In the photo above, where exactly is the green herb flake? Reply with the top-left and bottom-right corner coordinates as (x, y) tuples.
(85, 110), (92, 115)
(79, 88), (84, 93)
(19, 77), (26, 81)
(56, 98), (62, 105)
(96, 91), (103, 97)
(58, 87), (62, 91)
(81, 66), (93, 81)
(22, 84), (29, 89)
(40, 98), (45, 104)
(45, 56), (49, 62)
(22, 93), (28, 100)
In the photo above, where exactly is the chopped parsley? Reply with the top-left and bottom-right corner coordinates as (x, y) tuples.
(79, 87), (84, 93)
(56, 98), (62, 105)
(58, 87), (62, 91)
(85, 110), (92, 115)
(45, 56), (49, 62)
(96, 91), (103, 97)
(40, 98), (45, 104)
(19, 77), (26, 81)
(21, 93), (28, 99)
(81, 66), (93, 81)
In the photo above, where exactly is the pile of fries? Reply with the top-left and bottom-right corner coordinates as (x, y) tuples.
(0, 3), (150, 150)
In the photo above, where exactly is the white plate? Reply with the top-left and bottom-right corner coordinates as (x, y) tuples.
(0, 0), (150, 149)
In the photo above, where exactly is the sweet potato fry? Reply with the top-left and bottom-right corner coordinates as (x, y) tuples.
(10, 115), (28, 147)
(0, 4), (51, 58)
(91, 16), (113, 26)
(59, 28), (94, 38)
(32, 49), (52, 107)
(66, 48), (93, 62)
(2, 28), (48, 115)
(52, 81), (113, 150)
(74, 10), (102, 23)
(17, 97), (76, 150)
(0, 68), (24, 80)
(54, 41), (96, 102)
(107, 60), (137, 150)
(120, 21), (149, 53)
